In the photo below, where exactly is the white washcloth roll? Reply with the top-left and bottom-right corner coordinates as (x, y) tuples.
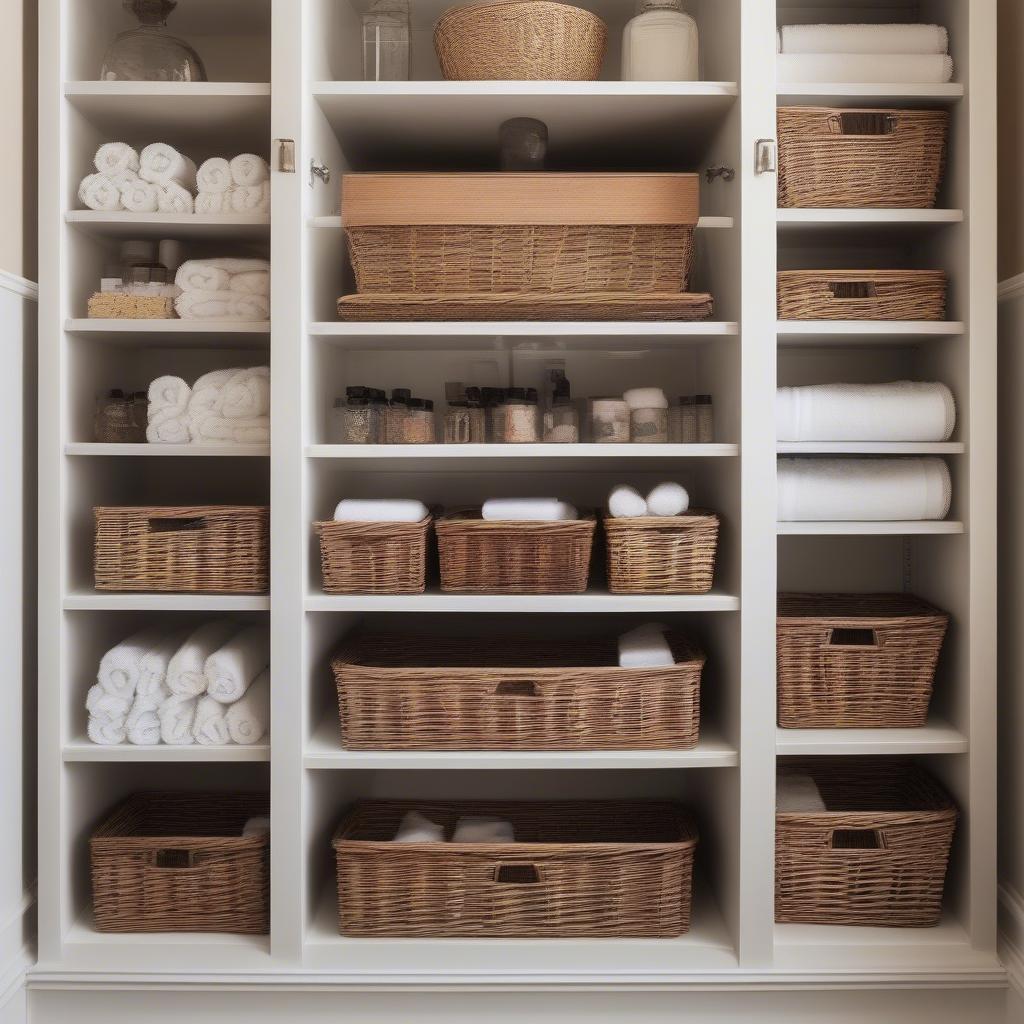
(394, 810), (445, 843)
(229, 271), (271, 297)
(125, 696), (161, 745)
(778, 23), (949, 55)
(230, 182), (270, 214)
(618, 622), (674, 668)
(481, 498), (578, 521)
(777, 774), (827, 813)
(166, 620), (239, 698)
(776, 381), (956, 443)
(159, 694), (197, 745)
(777, 456), (952, 521)
(175, 260), (233, 293)
(86, 684), (131, 725)
(226, 670), (269, 745)
(230, 153), (270, 187)
(608, 485), (648, 519)
(204, 624), (270, 704)
(94, 142), (140, 176)
(623, 387), (668, 410)
(97, 626), (165, 701)
(147, 375), (191, 415)
(777, 52), (953, 84)
(243, 816), (270, 837)
(333, 498), (429, 522)
(88, 717), (126, 745)
(119, 177), (160, 213)
(646, 481), (689, 517)
(189, 412), (269, 444)
(136, 628), (191, 702)
(146, 407), (191, 445)
(139, 143), (197, 189)
(196, 157), (233, 194)
(195, 190), (229, 214)
(174, 289), (270, 321)
(452, 816), (515, 843)
(189, 368), (238, 415)
(193, 695), (232, 745)
(78, 172), (125, 211)
(218, 366), (270, 419)
(157, 182), (195, 214)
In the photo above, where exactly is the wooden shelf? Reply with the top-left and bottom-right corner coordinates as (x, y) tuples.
(66, 211), (269, 241)
(777, 442), (964, 455)
(776, 719), (967, 756)
(66, 443), (269, 457)
(777, 521), (964, 536)
(63, 593), (271, 611)
(307, 443), (737, 460)
(777, 83), (964, 106)
(63, 738), (270, 762)
(778, 320), (964, 343)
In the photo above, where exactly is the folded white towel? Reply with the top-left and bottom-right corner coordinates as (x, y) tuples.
(167, 620), (239, 698)
(646, 481), (689, 517)
(94, 142), (140, 176)
(189, 412), (270, 444)
(119, 177), (160, 213)
(139, 143), (197, 189)
(88, 717), (126, 746)
(174, 289), (270, 322)
(229, 271), (271, 297)
(481, 498), (578, 521)
(778, 23), (949, 55)
(452, 816), (515, 843)
(618, 622), (674, 668)
(243, 816), (270, 837)
(97, 626), (165, 701)
(333, 498), (429, 522)
(608, 485), (648, 519)
(230, 153), (270, 187)
(147, 375), (191, 416)
(146, 407), (191, 445)
(204, 624), (270, 704)
(159, 694), (197, 745)
(394, 810), (445, 843)
(175, 258), (270, 291)
(125, 696), (161, 745)
(86, 684), (131, 725)
(776, 381), (956, 443)
(157, 182), (195, 214)
(777, 773), (827, 813)
(137, 630), (189, 702)
(230, 182), (271, 214)
(78, 172), (126, 211)
(218, 366), (270, 419)
(196, 157), (233, 194)
(777, 456), (952, 521)
(195, 191), (229, 214)
(189, 368), (238, 415)
(623, 387), (668, 411)
(226, 669), (269, 745)
(192, 695), (232, 745)
(777, 52), (953, 84)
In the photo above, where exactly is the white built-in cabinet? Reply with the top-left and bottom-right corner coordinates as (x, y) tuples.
(34, 0), (1002, 991)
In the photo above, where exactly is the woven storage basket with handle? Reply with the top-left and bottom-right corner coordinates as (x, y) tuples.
(91, 792), (270, 933)
(434, 1), (608, 81)
(777, 107), (948, 208)
(93, 506), (269, 593)
(603, 511), (719, 594)
(333, 799), (697, 937)
(331, 631), (705, 750)
(777, 593), (948, 729)
(777, 270), (947, 320)
(315, 515), (432, 594)
(776, 760), (956, 927)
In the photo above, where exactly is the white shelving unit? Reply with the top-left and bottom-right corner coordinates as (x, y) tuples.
(34, 0), (1001, 999)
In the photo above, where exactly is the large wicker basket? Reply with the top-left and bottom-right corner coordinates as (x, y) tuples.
(778, 270), (947, 320)
(603, 511), (719, 594)
(777, 107), (948, 208)
(93, 506), (269, 593)
(331, 632), (705, 750)
(333, 800), (697, 937)
(436, 509), (595, 593)
(91, 792), (270, 933)
(777, 593), (949, 729)
(776, 760), (956, 927)
(315, 515), (432, 594)
(434, 1), (608, 81)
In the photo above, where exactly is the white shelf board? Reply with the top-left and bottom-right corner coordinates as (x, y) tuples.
(777, 83), (964, 106)
(777, 209), (964, 228)
(777, 521), (964, 536)
(306, 443), (737, 460)
(776, 718), (967, 756)
(310, 214), (733, 231)
(777, 320), (964, 341)
(777, 442), (964, 455)
(63, 592), (271, 611)
(66, 211), (269, 241)
(63, 738), (270, 762)
(311, 321), (738, 343)
(65, 442), (268, 457)
(66, 318), (270, 337)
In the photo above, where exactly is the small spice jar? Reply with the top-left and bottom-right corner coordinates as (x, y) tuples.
(680, 395), (697, 443)
(95, 389), (145, 443)
(630, 406), (669, 443)
(695, 393), (714, 443)
(504, 387), (540, 443)
(591, 398), (630, 443)
(465, 386), (487, 443)
(543, 378), (579, 443)
(381, 387), (411, 444)
(342, 386), (376, 444)
(405, 398), (436, 444)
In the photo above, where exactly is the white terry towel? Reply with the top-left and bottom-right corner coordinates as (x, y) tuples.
(196, 157), (233, 194)
(394, 810), (445, 843)
(78, 172), (125, 212)
(623, 387), (668, 410)
(226, 669), (269, 745)
(167, 619), (239, 698)
(243, 816), (270, 837)
(119, 177), (160, 213)
(777, 53), (953, 84)
(481, 498), (578, 521)
(175, 289), (270, 321)
(148, 375), (191, 415)
(86, 684), (131, 725)
(230, 182), (270, 214)
(333, 498), (429, 522)
(777, 774), (827, 813)
(136, 628), (191, 702)
(159, 694), (197, 745)
(608, 484), (648, 519)
(778, 23), (949, 55)
(190, 412), (269, 444)
(452, 816), (515, 843)
(204, 623), (270, 704)
(146, 406), (191, 445)
(157, 182), (194, 214)
(230, 153), (270, 187)
(175, 258), (271, 292)
(195, 191), (229, 214)
(192, 695), (232, 745)
(618, 622), (674, 668)
(125, 696), (161, 745)
(88, 717), (126, 745)
(188, 368), (239, 417)
(776, 381), (956, 443)
(94, 142), (140, 176)
(218, 366), (270, 419)
(97, 626), (165, 701)
(230, 271), (271, 297)
(777, 456), (952, 521)
(139, 143), (197, 189)
(646, 482), (689, 517)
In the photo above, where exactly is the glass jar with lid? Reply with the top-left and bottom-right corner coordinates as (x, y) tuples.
(503, 388), (540, 443)
(543, 377), (579, 443)
(405, 398), (436, 444)
(381, 388), (411, 444)
(100, 0), (207, 82)
(622, 0), (699, 82)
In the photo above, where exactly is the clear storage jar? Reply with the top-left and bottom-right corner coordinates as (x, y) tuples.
(630, 406), (669, 443)
(405, 398), (436, 444)
(591, 398), (631, 443)
(622, 0), (699, 82)
(362, 0), (410, 81)
(503, 388), (540, 443)
(543, 403), (580, 443)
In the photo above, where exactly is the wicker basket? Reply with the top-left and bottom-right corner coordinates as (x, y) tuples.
(91, 792), (270, 933)
(776, 760), (956, 927)
(777, 107), (949, 208)
(94, 506), (269, 593)
(777, 270), (947, 321)
(331, 632), (705, 750)
(315, 515), (432, 594)
(434, 1), (607, 81)
(333, 799), (697, 937)
(777, 594), (949, 729)
(436, 509), (595, 593)
(603, 511), (719, 594)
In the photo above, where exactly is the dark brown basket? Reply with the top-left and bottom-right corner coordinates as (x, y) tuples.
(94, 506), (269, 593)
(603, 511), (719, 594)
(315, 515), (432, 594)
(331, 632), (705, 750)
(777, 594), (949, 729)
(333, 799), (697, 937)
(776, 760), (956, 927)
(91, 792), (269, 933)
(777, 270), (948, 321)
(436, 509), (595, 593)
(777, 107), (949, 209)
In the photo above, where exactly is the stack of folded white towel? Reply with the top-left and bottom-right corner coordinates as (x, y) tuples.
(146, 365), (270, 445)
(79, 143), (197, 214)
(174, 258), (270, 322)
(777, 773), (827, 813)
(196, 154), (271, 214)
(392, 811), (515, 843)
(86, 621), (271, 747)
(777, 23), (953, 83)
(617, 621), (675, 668)
(607, 482), (689, 518)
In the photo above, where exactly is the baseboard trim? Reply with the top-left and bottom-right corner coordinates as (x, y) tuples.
(0, 270), (38, 302)
(0, 946), (31, 1013)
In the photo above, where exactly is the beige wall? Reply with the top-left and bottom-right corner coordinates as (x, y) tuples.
(999, 0), (1024, 279)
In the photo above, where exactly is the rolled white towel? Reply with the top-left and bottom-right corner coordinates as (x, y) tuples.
(189, 368), (238, 414)
(225, 670), (269, 745)
(88, 717), (126, 746)
(159, 694), (197, 745)
(481, 498), (578, 521)
(452, 816), (515, 843)
(394, 810), (445, 843)
(230, 153), (270, 187)
(136, 628), (192, 702)
(646, 481), (690, 517)
(777, 52), (953, 84)
(333, 498), (429, 522)
(148, 375), (191, 415)
(175, 260), (233, 293)
(174, 289), (270, 321)
(204, 623), (270, 704)
(189, 412), (270, 444)
(139, 143), (197, 189)
(146, 406), (191, 445)
(119, 177), (160, 213)
(125, 696), (161, 745)
(230, 182), (270, 214)
(178, 257), (270, 282)
(607, 484), (648, 519)
(78, 172), (125, 211)
(195, 191), (229, 214)
(229, 271), (271, 297)
(618, 622), (674, 668)
(85, 684), (131, 725)
(777, 773), (827, 813)
(196, 157), (233, 194)
(778, 23), (949, 55)
(193, 695), (232, 745)
(157, 182), (195, 214)
(166, 620), (239, 698)
(623, 387), (668, 410)
(97, 626), (165, 701)
(218, 366), (270, 419)
(94, 142), (140, 176)
(243, 816), (270, 837)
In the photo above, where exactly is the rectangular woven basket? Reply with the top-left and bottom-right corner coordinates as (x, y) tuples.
(776, 760), (956, 927)
(436, 509), (596, 593)
(777, 107), (948, 208)
(603, 511), (719, 594)
(93, 505), (270, 593)
(777, 270), (947, 320)
(777, 593), (948, 729)
(330, 632), (705, 750)
(91, 792), (270, 933)
(315, 516), (432, 594)
(333, 799), (698, 937)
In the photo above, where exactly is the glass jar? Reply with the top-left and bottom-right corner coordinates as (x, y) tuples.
(444, 402), (472, 444)
(362, 0), (410, 82)
(591, 398), (630, 443)
(405, 398), (436, 444)
(342, 386), (376, 444)
(95, 389), (145, 443)
(680, 395), (697, 443)
(622, 0), (699, 82)
(543, 402), (580, 443)
(465, 387), (487, 443)
(100, 0), (207, 82)
(381, 388), (411, 444)
(695, 393), (714, 443)
(499, 117), (548, 171)
(503, 388), (539, 443)
(631, 407), (669, 443)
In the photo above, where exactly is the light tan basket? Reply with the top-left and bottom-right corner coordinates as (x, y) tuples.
(315, 515), (432, 594)
(603, 511), (719, 594)
(434, 1), (608, 81)
(777, 270), (947, 320)
(87, 292), (175, 319)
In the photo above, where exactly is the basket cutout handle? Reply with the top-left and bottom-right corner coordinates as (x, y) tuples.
(149, 848), (198, 869)
(827, 281), (878, 300)
(148, 516), (208, 534)
(830, 829), (885, 851)
(826, 112), (898, 137)
(494, 680), (538, 697)
(493, 863), (541, 885)
(827, 627), (878, 649)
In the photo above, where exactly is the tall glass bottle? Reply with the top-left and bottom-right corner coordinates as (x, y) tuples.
(100, 0), (207, 82)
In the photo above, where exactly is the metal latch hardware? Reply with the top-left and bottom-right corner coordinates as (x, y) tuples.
(755, 139), (777, 175)
(310, 159), (331, 187)
(704, 166), (735, 183)
(275, 139), (295, 173)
